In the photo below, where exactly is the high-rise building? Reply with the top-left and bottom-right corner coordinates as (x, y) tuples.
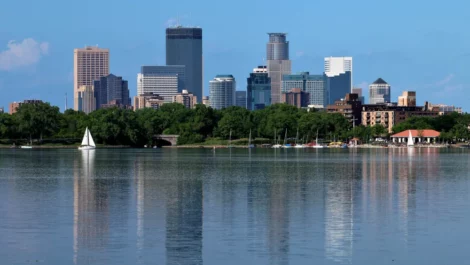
(398, 91), (416, 106)
(8, 100), (43, 114)
(235, 91), (247, 108)
(324, 57), (352, 105)
(369, 78), (391, 104)
(267, 33), (291, 104)
(247, 66), (271, 110)
(209, 75), (236, 110)
(76, 85), (96, 114)
(282, 88), (309, 108)
(73, 46), (109, 111)
(137, 66), (185, 102)
(93, 74), (130, 109)
(166, 27), (203, 103)
(352, 88), (364, 103)
(173, 90), (198, 108)
(282, 72), (325, 108)
(133, 93), (166, 110)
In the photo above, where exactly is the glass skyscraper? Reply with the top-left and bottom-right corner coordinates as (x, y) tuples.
(137, 66), (186, 102)
(267, 33), (291, 104)
(93, 74), (130, 109)
(209, 75), (236, 110)
(369, 78), (391, 104)
(282, 72), (325, 107)
(235, 91), (247, 108)
(166, 27), (203, 103)
(324, 57), (353, 105)
(247, 66), (271, 110)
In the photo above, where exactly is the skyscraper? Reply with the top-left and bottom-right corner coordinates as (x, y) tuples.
(235, 91), (247, 108)
(74, 46), (109, 111)
(209, 75), (236, 110)
(282, 72), (325, 108)
(137, 66), (185, 102)
(76, 85), (96, 114)
(267, 33), (291, 104)
(93, 74), (130, 109)
(324, 57), (352, 105)
(369, 78), (391, 104)
(398, 91), (416, 106)
(247, 66), (271, 110)
(166, 27), (203, 103)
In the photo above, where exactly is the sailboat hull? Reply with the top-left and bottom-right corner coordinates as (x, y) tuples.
(78, 146), (96, 150)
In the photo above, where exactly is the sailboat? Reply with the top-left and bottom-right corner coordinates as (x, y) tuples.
(272, 129), (282, 148)
(20, 137), (33, 149)
(228, 129), (233, 148)
(248, 129), (255, 148)
(78, 127), (96, 150)
(312, 129), (324, 148)
(407, 130), (414, 147)
(294, 128), (305, 148)
(282, 129), (292, 148)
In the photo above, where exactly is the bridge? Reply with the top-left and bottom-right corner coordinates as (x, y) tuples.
(154, 134), (179, 146)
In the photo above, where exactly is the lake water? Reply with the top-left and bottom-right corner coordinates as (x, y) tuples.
(1, 148), (470, 265)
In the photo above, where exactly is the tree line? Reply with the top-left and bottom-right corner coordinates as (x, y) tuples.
(0, 102), (468, 146)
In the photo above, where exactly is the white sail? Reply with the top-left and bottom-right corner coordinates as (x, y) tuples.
(407, 130), (414, 146)
(88, 129), (96, 147)
(81, 128), (90, 146)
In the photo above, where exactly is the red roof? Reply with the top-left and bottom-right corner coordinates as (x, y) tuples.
(391, 129), (440, 138)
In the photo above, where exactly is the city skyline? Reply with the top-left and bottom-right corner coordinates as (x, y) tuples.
(0, 0), (468, 111)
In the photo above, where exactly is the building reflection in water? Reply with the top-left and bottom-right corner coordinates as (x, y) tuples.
(73, 150), (110, 264)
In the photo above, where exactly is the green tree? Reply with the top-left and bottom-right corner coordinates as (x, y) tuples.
(14, 102), (61, 142)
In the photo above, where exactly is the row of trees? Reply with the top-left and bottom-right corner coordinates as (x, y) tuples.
(0, 102), (468, 146)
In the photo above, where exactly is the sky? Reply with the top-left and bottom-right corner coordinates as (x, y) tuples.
(0, 0), (469, 112)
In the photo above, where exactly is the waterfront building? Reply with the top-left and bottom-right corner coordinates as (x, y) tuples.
(74, 46), (109, 111)
(235, 91), (247, 108)
(352, 88), (364, 103)
(361, 103), (439, 132)
(137, 66), (185, 102)
(324, 57), (352, 105)
(369, 78), (391, 104)
(282, 88), (309, 108)
(398, 91), (416, 107)
(93, 74), (130, 109)
(166, 27), (203, 102)
(209, 75), (236, 110)
(8, 99), (43, 114)
(76, 85), (96, 114)
(267, 33), (291, 104)
(133, 93), (165, 110)
(202, 96), (210, 106)
(391, 129), (440, 144)
(173, 90), (197, 108)
(282, 72), (325, 108)
(247, 66), (271, 110)
(326, 93), (362, 127)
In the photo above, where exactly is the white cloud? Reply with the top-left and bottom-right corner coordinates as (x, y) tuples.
(296, 51), (305, 57)
(354, 81), (368, 89)
(0, 38), (49, 71)
(434, 74), (455, 86)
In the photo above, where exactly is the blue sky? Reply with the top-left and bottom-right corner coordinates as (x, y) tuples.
(0, 0), (469, 112)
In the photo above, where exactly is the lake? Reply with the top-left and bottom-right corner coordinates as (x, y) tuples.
(1, 148), (470, 265)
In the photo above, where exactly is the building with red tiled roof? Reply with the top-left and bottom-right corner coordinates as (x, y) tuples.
(391, 129), (440, 144)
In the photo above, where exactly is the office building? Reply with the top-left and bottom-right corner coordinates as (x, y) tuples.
(235, 91), (247, 108)
(166, 27), (203, 102)
(326, 93), (362, 126)
(398, 91), (416, 107)
(173, 90), (198, 108)
(137, 66), (185, 102)
(369, 78), (391, 104)
(282, 72), (325, 108)
(324, 57), (352, 105)
(247, 66), (271, 110)
(101, 100), (133, 110)
(427, 103), (463, 115)
(76, 85), (96, 114)
(282, 88), (309, 108)
(352, 88), (364, 103)
(202, 96), (210, 106)
(209, 75), (236, 110)
(267, 33), (291, 104)
(73, 46), (109, 111)
(8, 100), (43, 114)
(93, 74), (130, 109)
(133, 93), (166, 110)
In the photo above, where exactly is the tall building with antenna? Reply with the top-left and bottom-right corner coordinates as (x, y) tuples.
(266, 33), (291, 104)
(166, 26), (203, 103)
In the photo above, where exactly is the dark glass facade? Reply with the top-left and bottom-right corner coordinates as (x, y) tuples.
(166, 27), (203, 103)
(247, 72), (271, 110)
(235, 91), (247, 108)
(324, 71), (351, 105)
(94, 74), (130, 109)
